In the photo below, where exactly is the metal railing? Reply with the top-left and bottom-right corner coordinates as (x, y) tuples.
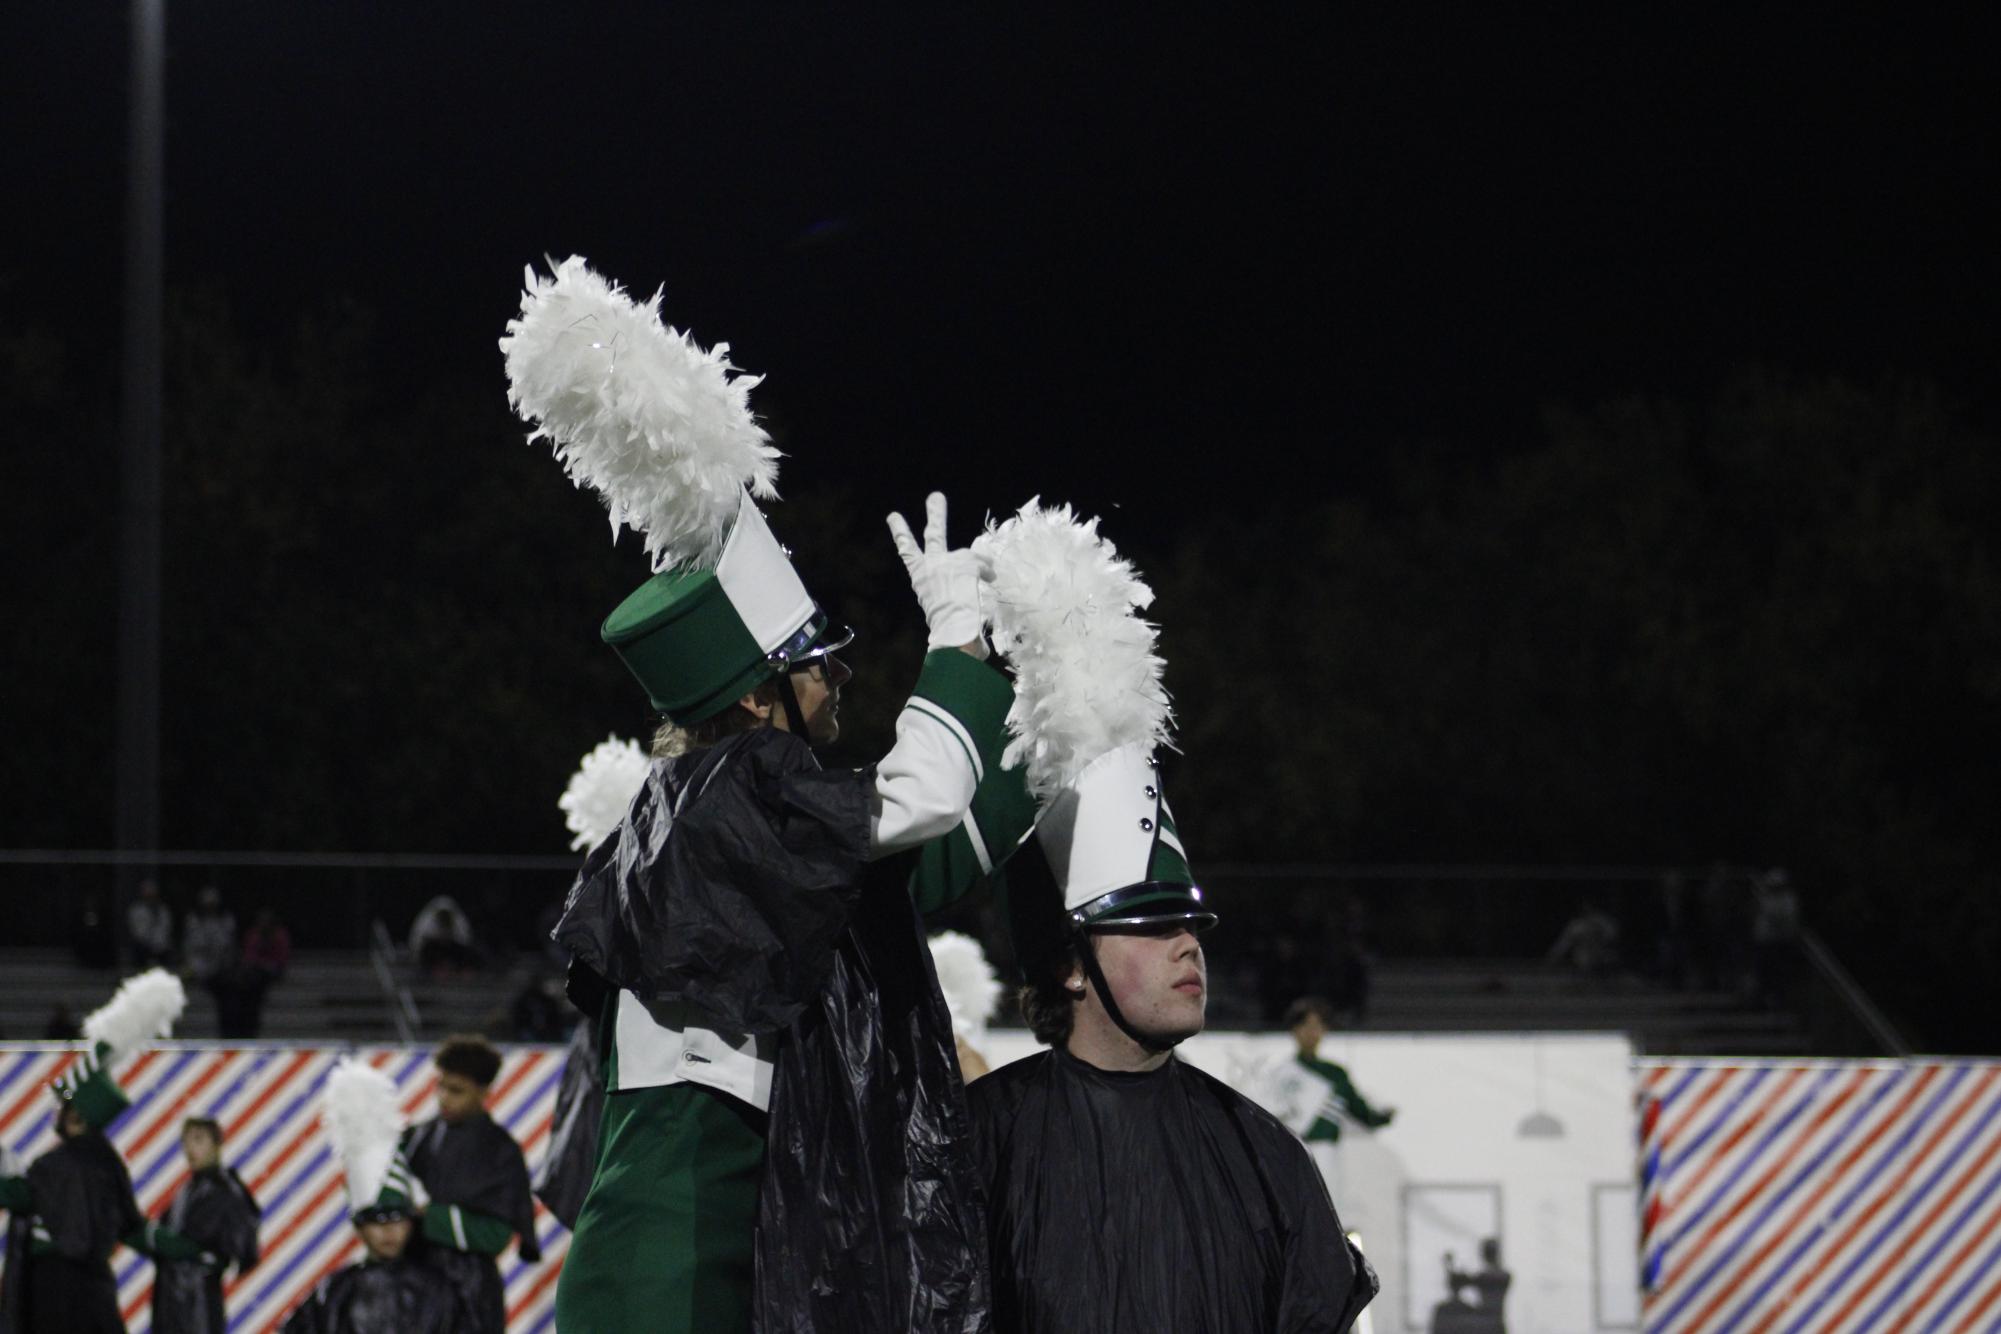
(368, 919), (422, 1043)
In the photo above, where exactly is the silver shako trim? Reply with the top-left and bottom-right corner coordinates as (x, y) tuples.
(1068, 882), (1218, 932)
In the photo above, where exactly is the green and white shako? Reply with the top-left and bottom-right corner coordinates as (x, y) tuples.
(602, 490), (852, 724)
(1035, 743), (1214, 932)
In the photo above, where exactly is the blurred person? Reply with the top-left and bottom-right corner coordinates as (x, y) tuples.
(282, 1061), (469, 1334)
(2, 971), (211, 1332)
(400, 1035), (539, 1333)
(966, 502), (1374, 1333)
(127, 877), (176, 968)
(151, 1117), (262, 1334)
(43, 1002), (81, 1040)
(224, 908), (292, 1038)
(1442, 1237), (1511, 1333)
(71, 893), (118, 969)
(181, 885), (238, 994)
(1751, 867), (1803, 1007)
(1545, 897), (1620, 981)
(408, 895), (480, 978)
(1267, 997), (1395, 1221)
(508, 973), (570, 1043)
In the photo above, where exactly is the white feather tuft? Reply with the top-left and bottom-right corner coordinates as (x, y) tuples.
(82, 968), (186, 1060)
(927, 931), (1001, 1046)
(559, 734), (653, 851)
(501, 255), (781, 572)
(973, 499), (1171, 800)
(323, 1058), (409, 1211)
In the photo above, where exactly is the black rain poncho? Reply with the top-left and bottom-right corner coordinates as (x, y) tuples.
(969, 1048), (1377, 1334)
(152, 1165), (261, 1334)
(402, 1112), (540, 1331)
(280, 1255), (469, 1334)
(553, 725), (990, 1333)
(529, 1019), (602, 1230)
(1, 1132), (144, 1334)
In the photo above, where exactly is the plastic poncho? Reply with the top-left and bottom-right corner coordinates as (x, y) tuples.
(969, 1048), (1377, 1333)
(554, 725), (990, 1333)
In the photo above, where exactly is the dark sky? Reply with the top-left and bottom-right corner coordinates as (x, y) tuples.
(5, 6), (1999, 522)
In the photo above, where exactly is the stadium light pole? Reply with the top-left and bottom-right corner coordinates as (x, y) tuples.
(116, 0), (166, 898)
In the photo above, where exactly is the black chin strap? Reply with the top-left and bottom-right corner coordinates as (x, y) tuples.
(1074, 926), (1166, 1052)
(776, 670), (811, 742)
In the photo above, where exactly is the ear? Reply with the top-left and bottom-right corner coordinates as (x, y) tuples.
(1064, 960), (1087, 996)
(738, 690), (774, 722)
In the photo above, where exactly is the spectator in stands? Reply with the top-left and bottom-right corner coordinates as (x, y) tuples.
(127, 877), (176, 968)
(509, 973), (570, 1043)
(183, 885), (239, 1008)
(1702, 861), (1752, 994)
(1546, 898), (1620, 983)
(71, 893), (118, 969)
(409, 895), (481, 978)
(223, 908), (292, 1039)
(1751, 867), (1803, 1008)
(1327, 891), (1374, 1025)
(43, 1003), (81, 1040)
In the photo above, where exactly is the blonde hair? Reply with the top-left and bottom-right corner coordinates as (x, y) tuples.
(650, 679), (783, 759)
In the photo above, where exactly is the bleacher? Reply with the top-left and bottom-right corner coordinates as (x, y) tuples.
(4, 947), (1806, 1054)
(0, 948), (526, 1044)
(1362, 958), (1810, 1055)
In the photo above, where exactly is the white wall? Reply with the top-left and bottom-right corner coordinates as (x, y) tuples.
(979, 1030), (1641, 1334)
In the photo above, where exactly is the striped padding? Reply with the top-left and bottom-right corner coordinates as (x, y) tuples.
(0, 1043), (568, 1333)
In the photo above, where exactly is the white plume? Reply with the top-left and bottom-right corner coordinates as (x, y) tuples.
(928, 931), (1001, 1046)
(323, 1058), (408, 1211)
(501, 255), (781, 572)
(82, 968), (186, 1059)
(559, 734), (653, 851)
(974, 499), (1171, 800)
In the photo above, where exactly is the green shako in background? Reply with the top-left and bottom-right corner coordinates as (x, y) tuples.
(52, 967), (188, 1129)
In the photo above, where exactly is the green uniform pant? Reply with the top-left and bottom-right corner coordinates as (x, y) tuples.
(555, 1082), (767, 1333)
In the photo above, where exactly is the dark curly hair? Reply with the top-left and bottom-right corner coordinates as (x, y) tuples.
(1017, 937), (1084, 1048)
(434, 1034), (503, 1087)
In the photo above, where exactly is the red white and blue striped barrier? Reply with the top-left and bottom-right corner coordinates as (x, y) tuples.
(0, 1043), (568, 1333)
(1639, 1059), (2001, 1333)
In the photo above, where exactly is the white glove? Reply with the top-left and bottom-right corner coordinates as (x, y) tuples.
(887, 492), (988, 657)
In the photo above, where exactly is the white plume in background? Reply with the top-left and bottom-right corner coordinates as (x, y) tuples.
(82, 968), (186, 1059)
(974, 499), (1171, 800)
(324, 1058), (411, 1211)
(560, 734), (653, 851)
(501, 255), (781, 572)
(928, 931), (1001, 1047)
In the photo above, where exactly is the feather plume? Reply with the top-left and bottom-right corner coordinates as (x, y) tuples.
(974, 500), (1171, 800)
(559, 734), (653, 851)
(927, 931), (1002, 1046)
(323, 1058), (411, 1211)
(82, 968), (186, 1059)
(501, 255), (780, 572)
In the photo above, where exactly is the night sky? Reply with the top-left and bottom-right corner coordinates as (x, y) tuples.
(7, 6), (1998, 523)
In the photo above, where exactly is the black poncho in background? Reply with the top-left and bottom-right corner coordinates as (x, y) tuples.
(402, 1112), (540, 1332)
(280, 1255), (468, 1334)
(969, 1049), (1378, 1334)
(153, 1165), (261, 1334)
